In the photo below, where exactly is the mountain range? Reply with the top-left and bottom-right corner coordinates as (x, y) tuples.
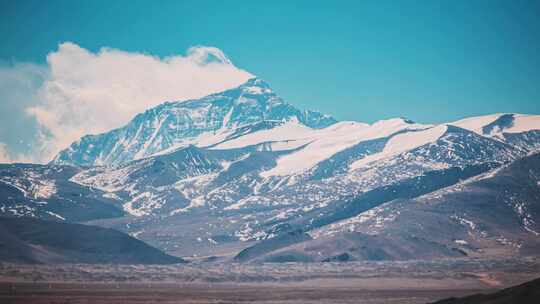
(1, 77), (539, 263)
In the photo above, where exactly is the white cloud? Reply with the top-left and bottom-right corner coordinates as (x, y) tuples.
(0, 62), (48, 163)
(0, 143), (11, 163)
(1, 42), (253, 163)
(0, 142), (34, 164)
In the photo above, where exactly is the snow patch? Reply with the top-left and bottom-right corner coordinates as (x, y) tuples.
(212, 119), (314, 150)
(349, 125), (447, 171)
(262, 119), (427, 177)
(504, 114), (540, 133)
(450, 114), (503, 135)
(45, 211), (66, 221)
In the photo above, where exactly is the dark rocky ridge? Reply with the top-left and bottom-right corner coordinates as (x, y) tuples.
(0, 216), (185, 264)
(432, 276), (540, 304)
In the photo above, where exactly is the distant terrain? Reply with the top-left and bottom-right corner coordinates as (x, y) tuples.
(1, 258), (539, 304)
(1, 78), (539, 263)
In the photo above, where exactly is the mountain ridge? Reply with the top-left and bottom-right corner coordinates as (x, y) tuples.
(51, 78), (337, 166)
(2, 76), (540, 263)
(0, 216), (185, 264)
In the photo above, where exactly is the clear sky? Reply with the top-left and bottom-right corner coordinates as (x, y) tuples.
(1, 0), (540, 161)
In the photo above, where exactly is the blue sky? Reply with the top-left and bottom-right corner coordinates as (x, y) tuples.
(1, 0), (540, 161)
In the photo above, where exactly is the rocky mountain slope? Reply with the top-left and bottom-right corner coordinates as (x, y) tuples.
(0, 164), (123, 221)
(236, 152), (540, 262)
(1, 77), (539, 262)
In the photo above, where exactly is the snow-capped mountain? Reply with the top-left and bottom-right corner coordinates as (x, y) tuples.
(52, 78), (336, 166)
(2, 77), (540, 262)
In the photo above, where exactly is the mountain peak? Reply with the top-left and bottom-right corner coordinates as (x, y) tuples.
(51, 77), (337, 166)
(243, 77), (269, 87)
(371, 117), (424, 128)
(238, 77), (273, 95)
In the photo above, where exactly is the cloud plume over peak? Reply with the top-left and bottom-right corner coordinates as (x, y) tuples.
(1, 42), (253, 163)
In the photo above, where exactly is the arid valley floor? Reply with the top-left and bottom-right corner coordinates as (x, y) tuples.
(1, 257), (539, 304)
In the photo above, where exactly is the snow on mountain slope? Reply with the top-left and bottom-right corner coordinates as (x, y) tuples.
(69, 114), (527, 223)
(504, 114), (540, 133)
(0, 164), (123, 221)
(52, 78), (337, 166)
(450, 113), (504, 135)
(451, 113), (540, 136)
(260, 118), (427, 177)
(449, 113), (540, 153)
(70, 145), (237, 216)
(348, 125), (447, 170)
(297, 152), (540, 262)
(210, 118), (314, 150)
